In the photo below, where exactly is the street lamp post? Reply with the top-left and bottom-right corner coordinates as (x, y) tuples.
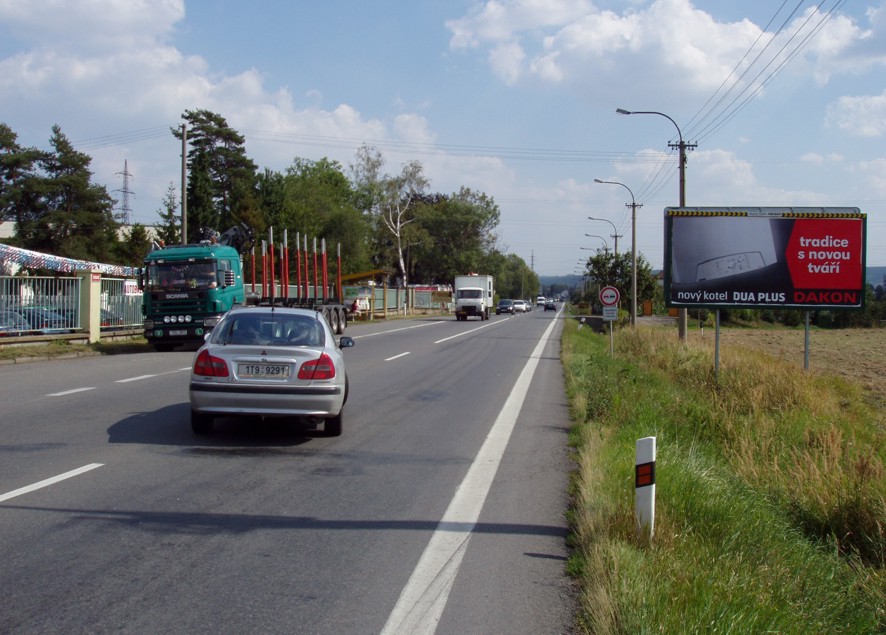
(616, 108), (696, 339)
(594, 179), (641, 327)
(587, 216), (620, 256)
(583, 234), (609, 252)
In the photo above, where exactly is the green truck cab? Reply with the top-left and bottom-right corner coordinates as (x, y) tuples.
(141, 243), (248, 351)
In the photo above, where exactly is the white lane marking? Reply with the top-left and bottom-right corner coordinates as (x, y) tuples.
(0, 463), (104, 504)
(116, 375), (156, 383)
(385, 352), (411, 362)
(433, 319), (505, 344)
(46, 387), (95, 397)
(350, 321), (444, 340)
(381, 314), (559, 634)
(45, 366), (190, 395)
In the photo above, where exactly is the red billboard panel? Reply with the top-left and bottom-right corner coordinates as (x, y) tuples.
(664, 208), (866, 309)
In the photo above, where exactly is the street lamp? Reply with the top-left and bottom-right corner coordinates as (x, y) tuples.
(616, 108), (696, 339)
(584, 233), (609, 252)
(594, 179), (641, 327)
(587, 216), (620, 256)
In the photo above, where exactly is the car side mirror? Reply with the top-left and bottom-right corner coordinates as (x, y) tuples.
(338, 336), (355, 349)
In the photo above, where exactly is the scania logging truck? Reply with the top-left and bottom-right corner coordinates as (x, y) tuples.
(141, 226), (349, 351)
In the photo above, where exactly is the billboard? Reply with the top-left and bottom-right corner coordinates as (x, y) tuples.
(664, 208), (867, 310)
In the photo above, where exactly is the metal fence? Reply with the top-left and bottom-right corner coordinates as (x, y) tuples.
(0, 275), (141, 337)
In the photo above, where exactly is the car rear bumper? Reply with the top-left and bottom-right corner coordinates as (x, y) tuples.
(189, 381), (344, 416)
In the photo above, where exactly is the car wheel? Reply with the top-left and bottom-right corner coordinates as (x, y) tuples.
(191, 410), (214, 434)
(324, 410), (343, 437)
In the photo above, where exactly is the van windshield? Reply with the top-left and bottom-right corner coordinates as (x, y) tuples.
(457, 289), (482, 299)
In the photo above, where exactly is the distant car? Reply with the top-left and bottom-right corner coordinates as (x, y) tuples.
(189, 306), (355, 436)
(100, 308), (125, 329)
(17, 306), (70, 334)
(513, 299), (528, 313)
(536, 296), (546, 306)
(496, 299), (516, 315)
(0, 310), (32, 336)
(544, 299), (556, 311)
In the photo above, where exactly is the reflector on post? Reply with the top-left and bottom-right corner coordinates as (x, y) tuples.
(635, 436), (656, 540)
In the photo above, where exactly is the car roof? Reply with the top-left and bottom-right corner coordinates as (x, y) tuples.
(227, 305), (322, 319)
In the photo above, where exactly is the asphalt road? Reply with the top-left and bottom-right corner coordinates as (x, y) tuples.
(0, 308), (576, 634)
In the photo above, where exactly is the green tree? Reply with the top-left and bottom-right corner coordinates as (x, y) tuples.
(155, 182), (181, 246)
(117, 223), (153, 266)
(583, 250), (657, 312)
(172, 110), (257, 240)
(16, 125), (119, 262)
(0, 123), (41, 232)
(492, 252), (538, 300)
(409, 188), (501, 284)
(350, 144), (427, 286)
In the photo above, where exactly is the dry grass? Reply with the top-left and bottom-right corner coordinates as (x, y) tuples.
(708, 327), (885, 410)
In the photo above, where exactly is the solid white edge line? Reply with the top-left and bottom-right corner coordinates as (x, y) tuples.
(0, 463), (104, 504)
(385, 352), (411, 361)
(380, 314), (560, 634)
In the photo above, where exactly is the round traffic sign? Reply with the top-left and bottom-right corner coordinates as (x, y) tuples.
(599, 286), (620, 306)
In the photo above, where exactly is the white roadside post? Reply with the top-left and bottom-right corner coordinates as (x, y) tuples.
(635, 436), (656, 540)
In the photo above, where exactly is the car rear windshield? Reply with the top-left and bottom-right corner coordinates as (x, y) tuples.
(218, 314), (325, 347)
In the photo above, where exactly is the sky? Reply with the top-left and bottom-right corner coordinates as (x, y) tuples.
(1, 0), (885, 275)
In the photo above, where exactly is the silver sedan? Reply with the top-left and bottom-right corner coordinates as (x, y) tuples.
(189, 306), (355, 436)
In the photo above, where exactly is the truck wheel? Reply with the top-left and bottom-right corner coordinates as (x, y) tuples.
(324, 409), (343, 437)
(191, 410), (214, 434)
(335, 309), (345, 334)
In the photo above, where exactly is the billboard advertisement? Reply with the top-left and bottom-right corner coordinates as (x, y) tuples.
(664, 208), (867, 310)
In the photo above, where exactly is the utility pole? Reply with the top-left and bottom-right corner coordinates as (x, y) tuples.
(671, 136), (696, 340)
(180, 124), (187, 245)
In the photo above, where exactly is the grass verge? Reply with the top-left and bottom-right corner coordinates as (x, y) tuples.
(563, 320), (885, 633)
(0, 337), (153, 362)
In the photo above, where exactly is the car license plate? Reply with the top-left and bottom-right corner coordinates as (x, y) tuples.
(238, 363), (290, 379)
(169, 329), (187, 336)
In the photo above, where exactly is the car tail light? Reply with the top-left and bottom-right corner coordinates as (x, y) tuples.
(298, 353), (336, 380)
(194, 349), (229, 377)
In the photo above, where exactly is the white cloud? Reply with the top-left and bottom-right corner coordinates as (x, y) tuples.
(446, 0), (593, 48)
(0, 0), (184, 51)
(826, 91), (886, 137)
(488, 42), (526, 84)
(856, 158), (886, 196)
(447, 0), (885, 99)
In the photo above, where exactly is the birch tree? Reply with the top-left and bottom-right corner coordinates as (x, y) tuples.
(351, 144), (428, 286)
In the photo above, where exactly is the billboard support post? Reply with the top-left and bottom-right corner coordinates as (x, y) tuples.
(804, 312), (811, 371)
